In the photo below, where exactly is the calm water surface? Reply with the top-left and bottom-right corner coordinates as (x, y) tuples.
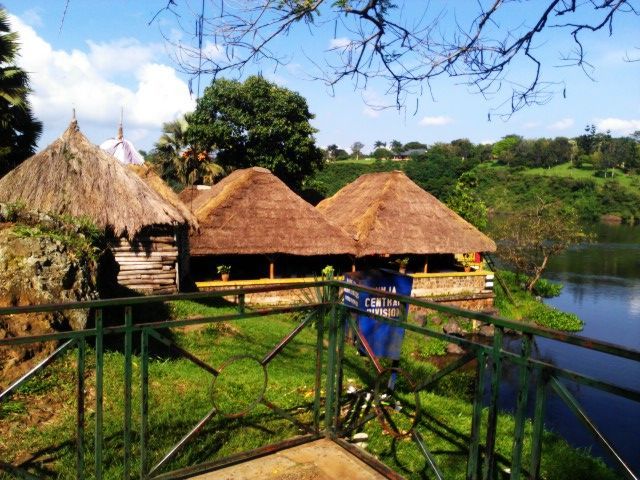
(498, 224), (640, 474)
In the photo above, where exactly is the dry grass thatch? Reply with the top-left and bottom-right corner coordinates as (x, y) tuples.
(189, 167), (357, 255)
(128, 164), (198, 231)
(316, 170), (496, 256)
(178, 185), (211, 210)
(0, 120), (191, 237)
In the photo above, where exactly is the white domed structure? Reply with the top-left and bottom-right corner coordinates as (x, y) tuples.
(100, 121), (145, 165)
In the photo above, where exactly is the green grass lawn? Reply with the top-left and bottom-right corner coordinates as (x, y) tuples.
(0, 299), (619, 479)
(331, 157), (379, 165)
(519, 162), (640, 193)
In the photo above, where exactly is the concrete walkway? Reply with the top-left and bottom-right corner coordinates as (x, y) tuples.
(192, 439), (388, 479)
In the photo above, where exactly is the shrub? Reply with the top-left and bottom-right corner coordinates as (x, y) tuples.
(528, 304), (583, 331)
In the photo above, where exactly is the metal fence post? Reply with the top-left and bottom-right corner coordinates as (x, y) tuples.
(95, 309), (104, 480)
(324, 284), (339, 437)
(510, 334), (533, 479)
(482, 326), (504, 480)
(530, 366), (547, 480)
(76, 338), (86, 480)
(140, 329), (149, 480)
(467, 350), (487, 480)
(124, 306), (133, 479)
(313, 305), (325, 434)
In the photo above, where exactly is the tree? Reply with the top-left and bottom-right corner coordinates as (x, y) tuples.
(372, 147), (393, 160)
(147, 116), (224, 189)
(0, 9), (42, 178)
(373, 140), (386, 149)
(446, 178), (488, 231)
(351, 141), (365, 160)
(325, 144), (340, 161)
(403, 141), (428, 151)
(492, 135), (522, 166)
(491, 200), (590, 292)
(186, 76), (323, 191)
(390, 140), (403, 154)
(154, 1), (636, 113)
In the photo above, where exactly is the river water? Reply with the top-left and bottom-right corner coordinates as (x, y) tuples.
(498, 224), (640, 474)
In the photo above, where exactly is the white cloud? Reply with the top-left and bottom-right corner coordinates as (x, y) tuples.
(362, 107), (380, 118)
(419, 115), (453, 126)
(480, 139), (495, 145)
(548, 118), (574, 130)
(21, 8), (43, 27)
(329, 37), (351, 49)
(522, 121), (540, 129)
(595, 118), (640, 135)
(87, 38), (161, 76)
(201, 41), (224, 60)
(9, 14), (195, 149)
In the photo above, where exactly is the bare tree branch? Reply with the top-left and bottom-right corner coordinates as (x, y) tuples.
(147, 1), (639, 113)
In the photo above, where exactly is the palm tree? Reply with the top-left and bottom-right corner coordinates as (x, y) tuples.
(149, 115), (223, 188)
(0, 8), (42, 177)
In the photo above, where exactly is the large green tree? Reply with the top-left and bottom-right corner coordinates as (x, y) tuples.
(186, 76), (323, 191)
(0, 9), (42, 178)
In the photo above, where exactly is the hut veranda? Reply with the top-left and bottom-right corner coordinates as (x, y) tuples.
(182, 167), (357, 283)
(0, 119), (195, 295)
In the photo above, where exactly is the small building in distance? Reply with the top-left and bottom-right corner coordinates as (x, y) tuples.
(316, 170), (497, 310)
(184, 167), (357, 303)
(0, 118), (195, 295)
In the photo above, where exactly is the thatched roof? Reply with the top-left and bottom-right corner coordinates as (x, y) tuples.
(0, 120), (191, 237)
(189, 167), (357, 256)
(316, 170), (496, 256)
(128, 164), (198, 230)
(178, 185), (211, 209)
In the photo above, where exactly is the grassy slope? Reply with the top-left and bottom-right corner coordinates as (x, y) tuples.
(0, 300), (617, 479)
(521, 162), (640, 192)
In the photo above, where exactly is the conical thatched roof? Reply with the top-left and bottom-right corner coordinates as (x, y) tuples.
(189, 167), (357, 256)
(316, 171), (496, 256)
(0, 120), (191, 237)
(128, 164), (198, 230)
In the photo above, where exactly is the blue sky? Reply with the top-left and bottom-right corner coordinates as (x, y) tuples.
(4, 1), (640, 152)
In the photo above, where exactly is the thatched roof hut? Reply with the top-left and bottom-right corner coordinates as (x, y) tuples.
(0, 119), (194, 294)
(178, 185), (211, 210)
(316, 170), (496, 256)
(129, 164), (198, 230)
(189, 167), (356, 256)
(0, 119), (189, 237)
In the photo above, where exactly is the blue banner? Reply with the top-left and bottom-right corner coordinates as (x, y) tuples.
(344, 269), (413, 360)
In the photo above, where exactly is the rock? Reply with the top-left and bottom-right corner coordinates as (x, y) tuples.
(443, 320), (463, 336)
(446, 343), (464, 355)
(414, 313), (427, 326)
(0, 225), (98, 388)
(478, 324), (495, 337)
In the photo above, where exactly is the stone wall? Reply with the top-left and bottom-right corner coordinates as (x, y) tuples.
(197, 271), (495, 311)
(0, 224), (98, 389)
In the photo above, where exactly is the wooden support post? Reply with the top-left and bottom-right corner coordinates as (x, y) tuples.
(351, 262), (356, 272)
(269, 261), (275, 279)
(423, 257), (428, 273)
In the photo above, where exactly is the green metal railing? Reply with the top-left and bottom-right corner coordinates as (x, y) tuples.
(0, 280), (638, 480)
